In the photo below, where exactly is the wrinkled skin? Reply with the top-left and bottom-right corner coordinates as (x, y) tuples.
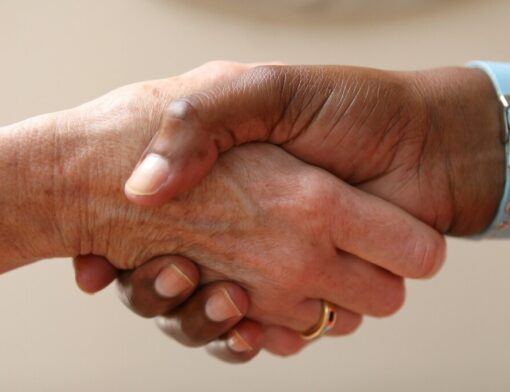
(129, 64), (504, 236)
(0, 62), (436, 336)
(106, 61), (504, 361)
(70, 63), (499, 362)
(73, 139), (429, 330)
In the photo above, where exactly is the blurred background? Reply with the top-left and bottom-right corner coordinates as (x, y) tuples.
(0, 0), (509, 391)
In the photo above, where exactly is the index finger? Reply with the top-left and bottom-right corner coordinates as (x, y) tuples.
(328, 181), (446, 279)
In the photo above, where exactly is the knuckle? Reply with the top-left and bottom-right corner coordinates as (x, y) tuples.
(275, 351), (300, 358)
(268, 343), (303, 358)
(373, 277), (406, 317)
(410, 234), (446, 279)
(246, 64), (285, 86)
(133, 307), (158, 319)
(164, 97), (200, 123)
(295, 171), (337, 220)
(116, 277), (163, 319)
(122, 294), (157, 318)
(339, 314), (363, 335)
(117, 282), (149, 317)
(206, 342), (256, 363)
(304, 171), (335, 200)
(174, 327), (210, 348)
(156, 316), (201, 346)
(226, 356), (256, 364)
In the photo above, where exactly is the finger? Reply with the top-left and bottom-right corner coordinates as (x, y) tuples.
(251, 297), (362, 338)
(73, 255), (118, 294)
(325, 306), (364, 336)
(310, 252), (406, 317)
(117, 255), (199, 318)
(262, 326), (308, 357)
(124, 65), (288, 206)
(295, 301), (363, 337)
(156, 282), (249, 347)
(262, 306), (361, 358)
(328, 181), (446, 279)
(206, 319), (263, 364)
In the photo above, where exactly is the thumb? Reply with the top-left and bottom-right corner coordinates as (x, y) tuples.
(73, 255), (119, 294)
(124, 65), (289, 206)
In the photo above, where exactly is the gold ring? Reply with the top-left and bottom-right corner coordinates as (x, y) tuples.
(300, 300), (337, 341)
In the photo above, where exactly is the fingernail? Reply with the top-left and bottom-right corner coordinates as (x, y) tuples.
(205, 289), (242, 322)
(227, 330), (253, 353)
(154, 264), (194, 298)
(125, 153), (170, 196)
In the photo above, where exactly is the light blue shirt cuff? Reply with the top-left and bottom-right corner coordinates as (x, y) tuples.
(466, 61), (510, 238)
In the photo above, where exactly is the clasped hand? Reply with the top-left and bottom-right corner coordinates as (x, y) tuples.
(3, 61), (502, 362)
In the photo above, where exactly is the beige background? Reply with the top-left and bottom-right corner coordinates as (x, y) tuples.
(0, 0), (509, 391)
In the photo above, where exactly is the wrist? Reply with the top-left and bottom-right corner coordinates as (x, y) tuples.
(411, 67), (505, 236)
(0, 112), (81, 272)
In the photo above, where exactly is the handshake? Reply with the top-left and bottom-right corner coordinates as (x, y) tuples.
(0, 61), (505, 363)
